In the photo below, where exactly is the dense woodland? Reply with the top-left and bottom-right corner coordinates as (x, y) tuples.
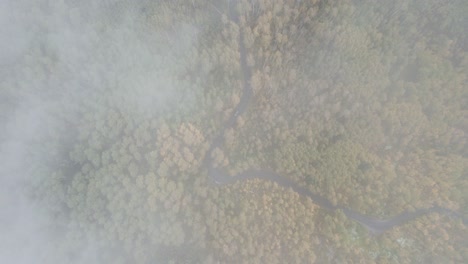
(2, 0), (467, 263)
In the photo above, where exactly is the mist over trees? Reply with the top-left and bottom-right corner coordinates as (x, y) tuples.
(1, 0), (467, 263)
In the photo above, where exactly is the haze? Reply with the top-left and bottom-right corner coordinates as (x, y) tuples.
(1, 0), (466, 263)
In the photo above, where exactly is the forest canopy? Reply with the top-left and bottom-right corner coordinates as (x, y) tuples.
(1, 0), (467, 263)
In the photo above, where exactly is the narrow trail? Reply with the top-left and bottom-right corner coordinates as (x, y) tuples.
(203, 1), (466, 235)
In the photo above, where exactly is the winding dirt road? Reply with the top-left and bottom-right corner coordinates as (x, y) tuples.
(203, 1), (466, 234)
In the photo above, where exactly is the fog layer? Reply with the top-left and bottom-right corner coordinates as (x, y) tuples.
(1, 0), (467, 263)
